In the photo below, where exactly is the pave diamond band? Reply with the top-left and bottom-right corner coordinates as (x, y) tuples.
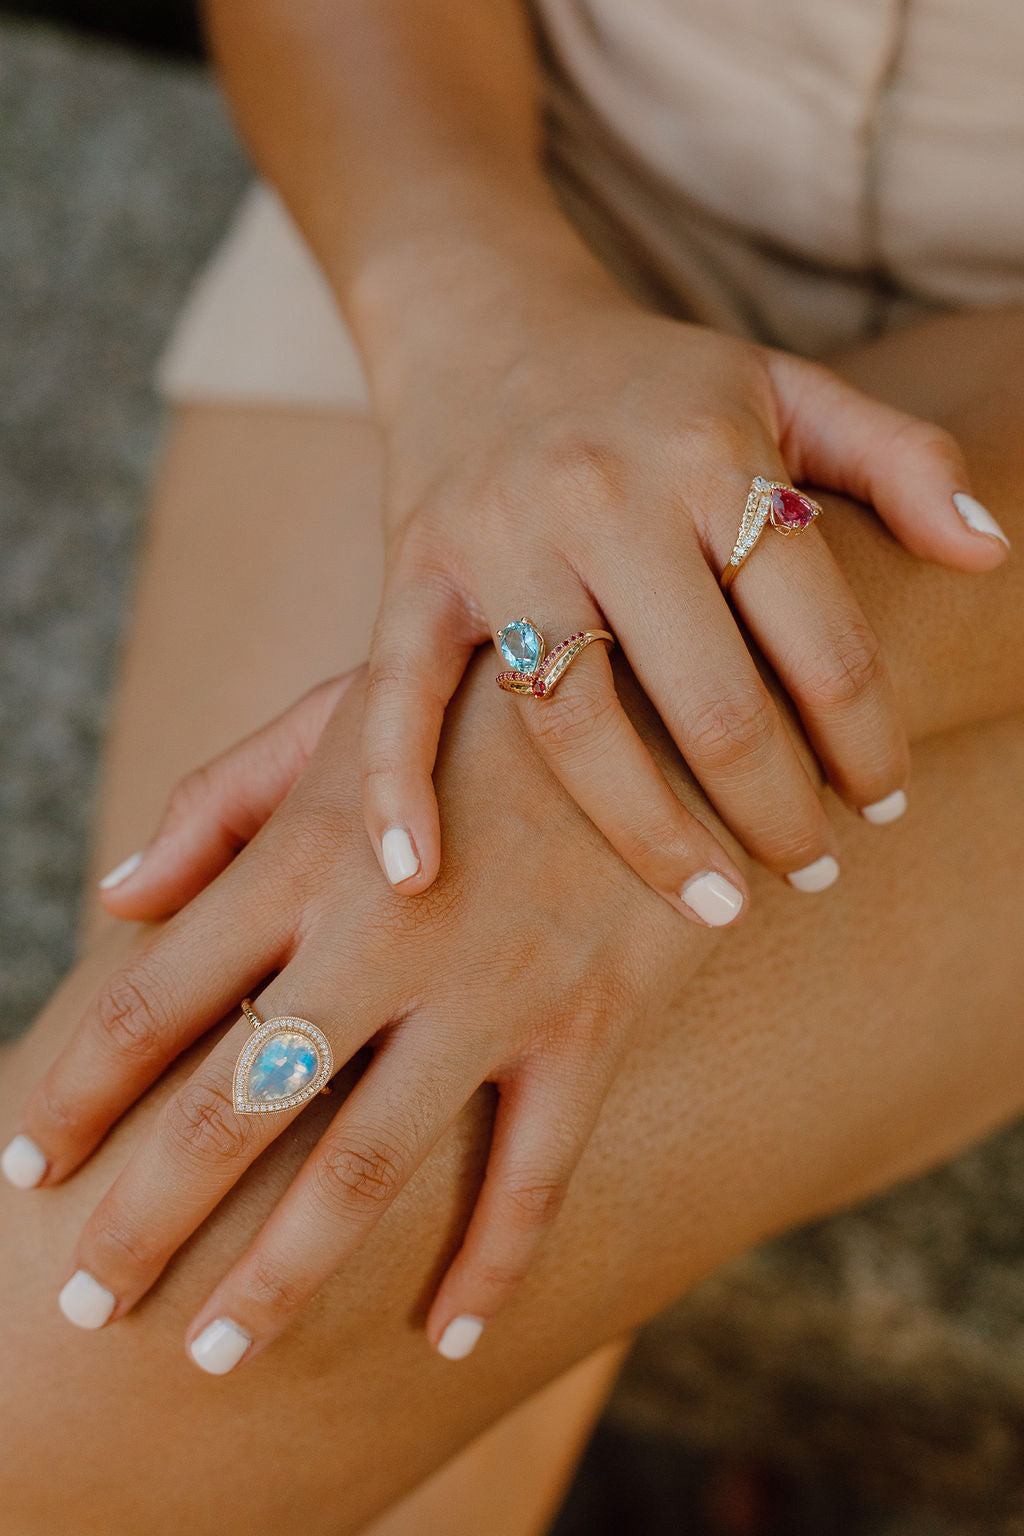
(720, 477), (823, 593)
(495, 617), (614, 700)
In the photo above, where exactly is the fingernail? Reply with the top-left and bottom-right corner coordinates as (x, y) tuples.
(190, 1317), (252, 1376)
(953, 493), (1010, 550)
(98, 850), (144, 890)
(786, 855), (840, 893)
(680, 871), (744, 927)
(437, 1315), (485, 1361)
(381, 826), (420, 886)
(861, 789), (908, 826)
(1, 1134), (47, 1189)
(58, 1269), (116, 1330)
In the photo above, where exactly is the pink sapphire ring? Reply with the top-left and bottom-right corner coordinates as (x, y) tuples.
(720, 477), (823, 593)
(495, 617), (614, 699)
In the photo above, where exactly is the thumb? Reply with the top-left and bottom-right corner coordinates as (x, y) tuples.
(97, 672), (355, 922)
(765, 349), (1010, 571)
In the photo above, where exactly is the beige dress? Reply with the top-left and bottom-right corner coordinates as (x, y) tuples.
(159, 0), (1024, 406)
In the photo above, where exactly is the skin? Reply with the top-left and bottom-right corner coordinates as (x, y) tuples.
(14, 0), (1008, 1355)
(1, 308), (1023, 1536)
(203, 0), (1006, 919)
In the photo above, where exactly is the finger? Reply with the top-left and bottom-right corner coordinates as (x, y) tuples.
(425, 1057), (600, 1360)
(765, 350), (1010, 569)
(53, 973), (390, 1331)
(182, 1021), (484, 1373)
(725, 511), (911, 822)
(5, 863), (294, 1188)
(362, 555), (484, 894)
(98, 674), (354, 921)
(487, 583), (752, 926)
(596, 535), (842, 893)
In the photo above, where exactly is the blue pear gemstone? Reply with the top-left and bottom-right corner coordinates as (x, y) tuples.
(499, 620), (541, 673)
(246, 1031), (320, 1103)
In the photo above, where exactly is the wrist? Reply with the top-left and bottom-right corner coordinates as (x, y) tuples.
(340, 175), (623, 418)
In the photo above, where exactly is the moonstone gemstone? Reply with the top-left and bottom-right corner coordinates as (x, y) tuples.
(498, 620), (541, 673)
(245, 1031), (320, 1102)
(770, 486), (817, 530)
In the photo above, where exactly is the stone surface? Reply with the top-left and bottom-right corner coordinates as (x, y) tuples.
(771, 485), (818, 530)
(499, 619), (542, 673)
(244, 1030), (320, 1103)
(3, 19), (1024, 1533)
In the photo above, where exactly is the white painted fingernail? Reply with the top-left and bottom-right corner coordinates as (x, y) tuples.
(437, 1315), (485, 1361)
(861, 789), (908, 825)
(680, 871), (744, 927)
(786, 855), (840, 893)
(98, 850), (144, 890)
(58, 1270), (116, 1330)
(190, 1317), (251, 1376)
(953, 493), (1010, 550)
(381, 826), (420, 886)
(1, 1134), (47, 1189)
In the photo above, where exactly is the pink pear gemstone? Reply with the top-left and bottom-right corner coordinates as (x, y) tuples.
(770, 486), (817, 531)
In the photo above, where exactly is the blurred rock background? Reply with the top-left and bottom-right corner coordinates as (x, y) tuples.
(2, 9), (1023, 1534)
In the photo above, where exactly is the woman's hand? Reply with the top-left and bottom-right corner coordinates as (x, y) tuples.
(8, 662), (726, 1370)
(359, 276), (1008, 916)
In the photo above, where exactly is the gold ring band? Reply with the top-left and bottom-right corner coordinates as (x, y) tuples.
(495, 616), (614, 699)
(720, 477), (823, 593)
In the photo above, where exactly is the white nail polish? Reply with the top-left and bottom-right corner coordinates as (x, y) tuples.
(953, 493), (1010, 550)
(861, 789), (908, 826)
(190, 1317), (251, 1375)
(437, 1315), (485, 1361)
(680, 871), (744, 927)
(58, 1270), (116, 1330)
(98, 850), (144, 890)
(786, 855), (840, 894)
(1, 1134), (47, 1189)
(381, 826), (420, 886)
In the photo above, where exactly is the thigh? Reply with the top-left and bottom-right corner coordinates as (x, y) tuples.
(82, 404), (385, 931)
(3, 711), (1024, 1536)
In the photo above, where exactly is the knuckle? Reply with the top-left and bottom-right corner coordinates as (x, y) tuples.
(681, 687), (776, 772)
(675, 409), (750, 464)
(501, 1173), (567, 1228)
(244, 1255), (308, 1315)
(467, 1254), (530, 1298)
(904, 418), (963, 470)
(92, 972), (167, 1064)
(33, 1077), (85, 1139)
(364, 656), (418, 714)
(800, 624), (884, 712)
(166, 764), (215, 824)
(529, 679), (618, 759)
(93, 1208), (161, 1274)
(545, 430), (628, 511)
(163, 1080), (252, 1165)
(311, 1133), (406, 1214)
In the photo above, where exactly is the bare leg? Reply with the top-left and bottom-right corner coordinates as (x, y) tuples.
(2, 312), (1024, 1536)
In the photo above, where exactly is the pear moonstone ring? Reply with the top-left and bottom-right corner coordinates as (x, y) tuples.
(232, 998), (334, 1116)
(720, 477), (823, 593)
(495, 617), (614, 699)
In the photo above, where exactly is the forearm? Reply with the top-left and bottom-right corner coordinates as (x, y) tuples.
(203, 0), (613, 401)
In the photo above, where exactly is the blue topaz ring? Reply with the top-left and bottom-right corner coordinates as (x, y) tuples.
(232, 999), (334, 1116)
(496, 617), (614, 699)
(720, 477), (823, 594)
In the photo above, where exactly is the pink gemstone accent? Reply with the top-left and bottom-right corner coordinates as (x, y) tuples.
(533, 680), (546, 696)
(770, 486), (817, 531)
